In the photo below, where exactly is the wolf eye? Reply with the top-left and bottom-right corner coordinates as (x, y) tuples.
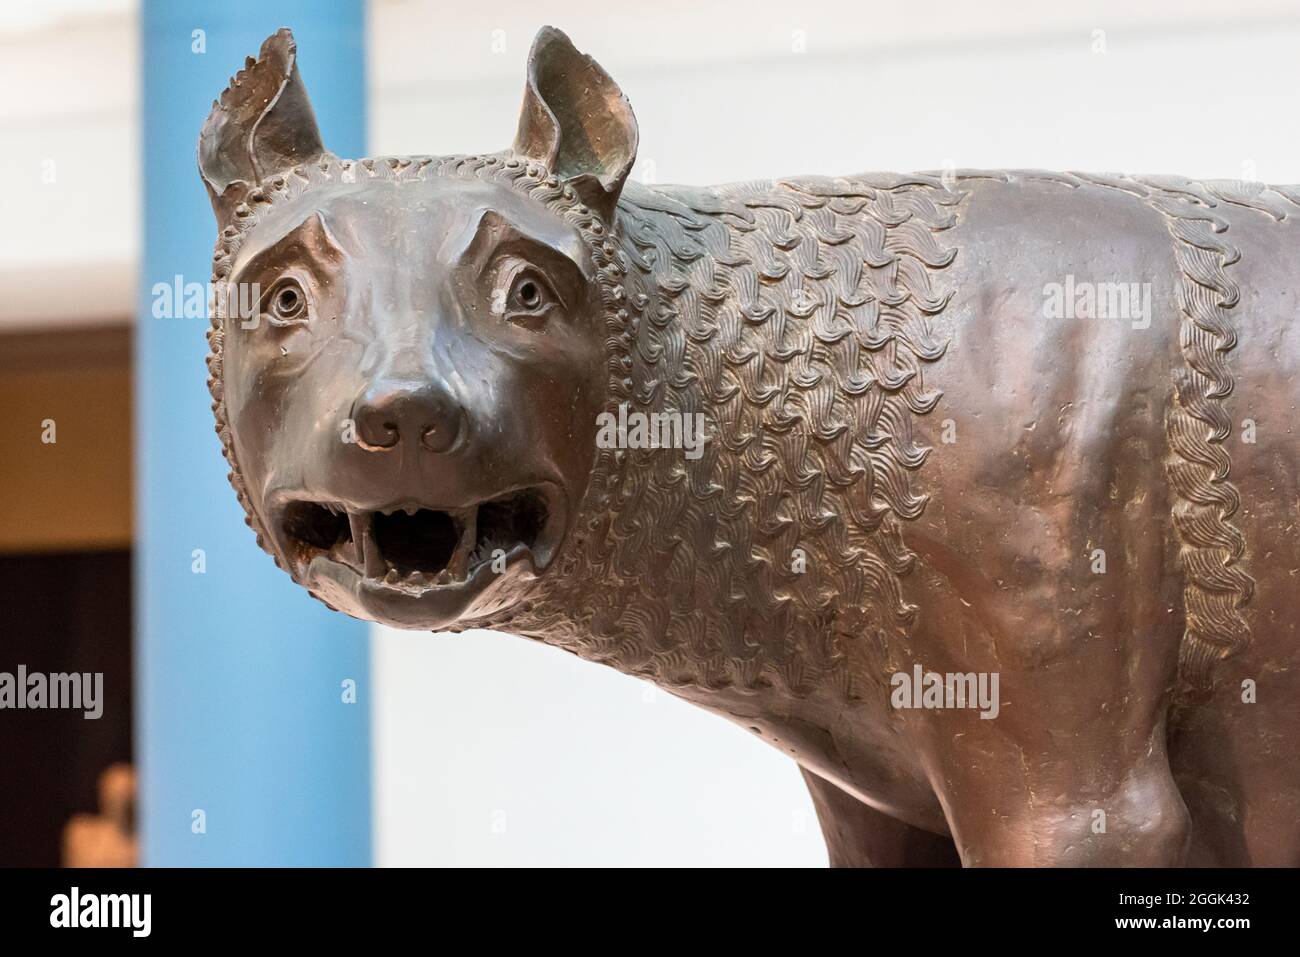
(492, 260), (563, 331)
(517, 279), (542, 309)
(507, 270), (554, 317)
(266, 277), (309, 325)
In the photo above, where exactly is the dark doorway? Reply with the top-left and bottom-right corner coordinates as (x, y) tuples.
(0, 550), (133, 866)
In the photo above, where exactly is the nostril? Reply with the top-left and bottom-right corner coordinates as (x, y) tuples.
(420, 418), (459, 453)
(351, 381), (463, 454)
(353, 407), (400, 451)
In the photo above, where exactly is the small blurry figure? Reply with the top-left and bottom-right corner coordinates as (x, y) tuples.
(62, 763), (137, 868)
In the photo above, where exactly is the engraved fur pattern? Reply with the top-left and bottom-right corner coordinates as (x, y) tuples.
(485, 174), (965, 696)
(206, 157), (963, 697)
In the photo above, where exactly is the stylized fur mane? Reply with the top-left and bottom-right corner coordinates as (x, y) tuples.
(465, 173), (965, 698)
(207, 155), (962, 698)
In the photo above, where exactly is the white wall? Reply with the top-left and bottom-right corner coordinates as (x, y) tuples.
(368, 0), (1300, 865)
(374, 628), (825, 866)
(0, 1), (137, 329)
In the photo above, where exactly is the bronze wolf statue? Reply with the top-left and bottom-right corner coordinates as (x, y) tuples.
(199, 27), (1299, 866)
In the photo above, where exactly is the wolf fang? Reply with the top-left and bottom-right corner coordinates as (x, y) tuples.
(595, 404), (708, 460)
(891, 664), (1000, 719)
(49, 887), (151, 937)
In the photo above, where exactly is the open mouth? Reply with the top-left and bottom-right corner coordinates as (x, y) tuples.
(278, 486), (557, 590)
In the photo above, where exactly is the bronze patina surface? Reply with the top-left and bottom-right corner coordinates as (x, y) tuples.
(199, 27), (1299, 866)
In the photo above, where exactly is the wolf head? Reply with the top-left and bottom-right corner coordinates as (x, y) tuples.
(199, 27), (638, 630)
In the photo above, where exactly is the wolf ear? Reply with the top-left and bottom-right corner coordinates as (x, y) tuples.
(513, 26), (639, 223)
(198, 28), (332, 225)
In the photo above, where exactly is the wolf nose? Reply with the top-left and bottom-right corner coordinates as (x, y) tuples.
(352, 382), (463, 453)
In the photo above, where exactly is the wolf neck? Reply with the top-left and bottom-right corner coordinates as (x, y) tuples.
(464, 173), (965, 701)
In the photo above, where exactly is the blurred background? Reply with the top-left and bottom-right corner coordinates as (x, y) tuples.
(1, 0), (1298, 866)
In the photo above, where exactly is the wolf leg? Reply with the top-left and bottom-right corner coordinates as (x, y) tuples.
(931, 726), (1191, 866)
(800, 768), (961, 867)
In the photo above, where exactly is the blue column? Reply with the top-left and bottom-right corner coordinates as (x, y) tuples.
(138, 0), (369, 866)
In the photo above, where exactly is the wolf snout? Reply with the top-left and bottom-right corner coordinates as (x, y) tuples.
(351, 379), (463, 454)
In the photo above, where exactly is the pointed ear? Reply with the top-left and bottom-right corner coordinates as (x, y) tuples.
(512, 26), (638, 223)
(198, 28), (332, 225)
